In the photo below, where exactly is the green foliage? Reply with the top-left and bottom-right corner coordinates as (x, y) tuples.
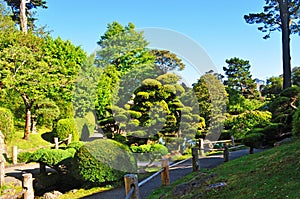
(130, 143), (168, 162)
(244, 0), (300, 39)
(242, 128), (264, 149)
(66, 141), (84, 151)
(151, 49), (185, 73)
(29, 148), (75, 167)
(292, 66), (300, 86)
(73, 139), (137, 184)
(55, 118), (79, 141)
(95, 21), (154, 73)
(227, 88), (266, 114)
(261, 76), (283, 97)
(193, 72), (227, 138)
(268, 86), (300, 134)
(17, 151), (32, 163)
(34, 98), (60, 127)
(225, 110), (272, 138)
(4, 0), (47, 30)
(0, 107), (14, 143)
(223, 57), (257, 98)
(73, 54), (100, 117)
(293, 108), (300, 136)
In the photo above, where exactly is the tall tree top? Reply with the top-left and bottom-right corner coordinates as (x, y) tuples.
(244, 0), (300, 39)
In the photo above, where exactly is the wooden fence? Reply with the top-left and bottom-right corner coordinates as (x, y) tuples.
(124, 145), (230, 199)
(3, 173), (34, 199)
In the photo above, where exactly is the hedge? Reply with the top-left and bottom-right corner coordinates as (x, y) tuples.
(72, 139), (137, 184)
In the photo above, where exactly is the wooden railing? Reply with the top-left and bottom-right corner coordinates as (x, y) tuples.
(124, 144), (231, 199)
(6, 173), (34, 199)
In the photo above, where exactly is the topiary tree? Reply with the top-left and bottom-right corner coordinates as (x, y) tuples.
(130, 143), (168, 165)
(72, 139), (137, 185)
(0, 107), (14, 143)
(54, 118), (79, 142)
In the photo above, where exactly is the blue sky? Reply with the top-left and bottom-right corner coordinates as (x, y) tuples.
(34, 0), (300, 84)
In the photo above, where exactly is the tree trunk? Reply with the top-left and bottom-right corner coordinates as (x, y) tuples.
(31, 115), (38, 134)
(249, 146), (254, 154)
(23, 108), (31, 140)
(19, 0), (27, 33)
(279, 0), (291, 89)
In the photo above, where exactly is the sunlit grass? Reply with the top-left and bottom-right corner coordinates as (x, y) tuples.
(148, 138), (300, 199)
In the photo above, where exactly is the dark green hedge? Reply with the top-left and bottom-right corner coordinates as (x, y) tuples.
(72, 139), (137, 184)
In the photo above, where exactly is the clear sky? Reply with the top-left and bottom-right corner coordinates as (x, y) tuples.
(34, 0), (300, 84)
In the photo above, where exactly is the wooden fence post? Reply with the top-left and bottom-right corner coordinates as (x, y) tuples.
(124, 174), (139, 199)
(161, 158), (170, 186)
(192, 147), (199, 171)
(12, 146), (18, 164)
(23, 173), (34, 199)
(224, 143), (229, 162)
(199, 138), (204, 157)
(54, 137), (59, 149)
(67, 134), (72, 145)
(0, 155), (5, 187)
(231, 136), (235, 147)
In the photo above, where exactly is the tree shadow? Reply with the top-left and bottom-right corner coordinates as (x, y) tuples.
(41, 132), (55, 143)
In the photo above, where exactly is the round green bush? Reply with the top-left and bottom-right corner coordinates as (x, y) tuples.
(0, 107), (14, 143)
(55, 118), (79, 141)
(73, 139), (137, 184)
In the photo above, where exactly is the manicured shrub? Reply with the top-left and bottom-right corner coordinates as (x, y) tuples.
(72, 139), (137, 184)
(18, 151), (32, 163)
(0, 107), (14, 143)
(55, 118), (79, 141)
(29, 148), (76, 167)
(66, 141), (84, 151)
(130, 143), (168, 163)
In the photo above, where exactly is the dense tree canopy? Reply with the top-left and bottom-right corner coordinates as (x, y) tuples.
(0, 28), (86, 139)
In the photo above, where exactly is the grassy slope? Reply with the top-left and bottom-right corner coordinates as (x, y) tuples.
(148, 138), (300, 199)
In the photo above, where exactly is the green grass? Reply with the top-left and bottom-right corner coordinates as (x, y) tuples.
(58, 187), (112, 199)
(7, 126), (52, 151)
(148, 138), (300, 199)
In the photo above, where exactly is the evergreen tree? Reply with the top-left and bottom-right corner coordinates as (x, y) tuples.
(244, 0), (300, 89)
(223, 57), (257, 98)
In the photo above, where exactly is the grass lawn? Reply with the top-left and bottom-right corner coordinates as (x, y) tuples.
(148, 138), (300, 199)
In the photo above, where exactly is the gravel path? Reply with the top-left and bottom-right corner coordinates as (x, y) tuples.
(83, 148), (264, 199)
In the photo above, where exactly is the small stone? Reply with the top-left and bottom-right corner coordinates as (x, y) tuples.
(206, 182), (227, 190)
(43, 190), (62, 199)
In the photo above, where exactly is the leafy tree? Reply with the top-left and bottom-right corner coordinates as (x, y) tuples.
(95, 22), (155, 131)
(151, 49), (185, 73)
(261, 76), (283, 98)
(244, 0), (300, 89)
(4, 0), (47, 32)
(193, 71), (227, 139)
(0, 30), (85, 139)
(225, 110), (272, 139)
(223, 57), (257, 98)
(95, 21), (154, 73)
(73, 53), (100, 118)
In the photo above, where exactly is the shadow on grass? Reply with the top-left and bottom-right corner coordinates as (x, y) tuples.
(41, 132), (55, 143)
